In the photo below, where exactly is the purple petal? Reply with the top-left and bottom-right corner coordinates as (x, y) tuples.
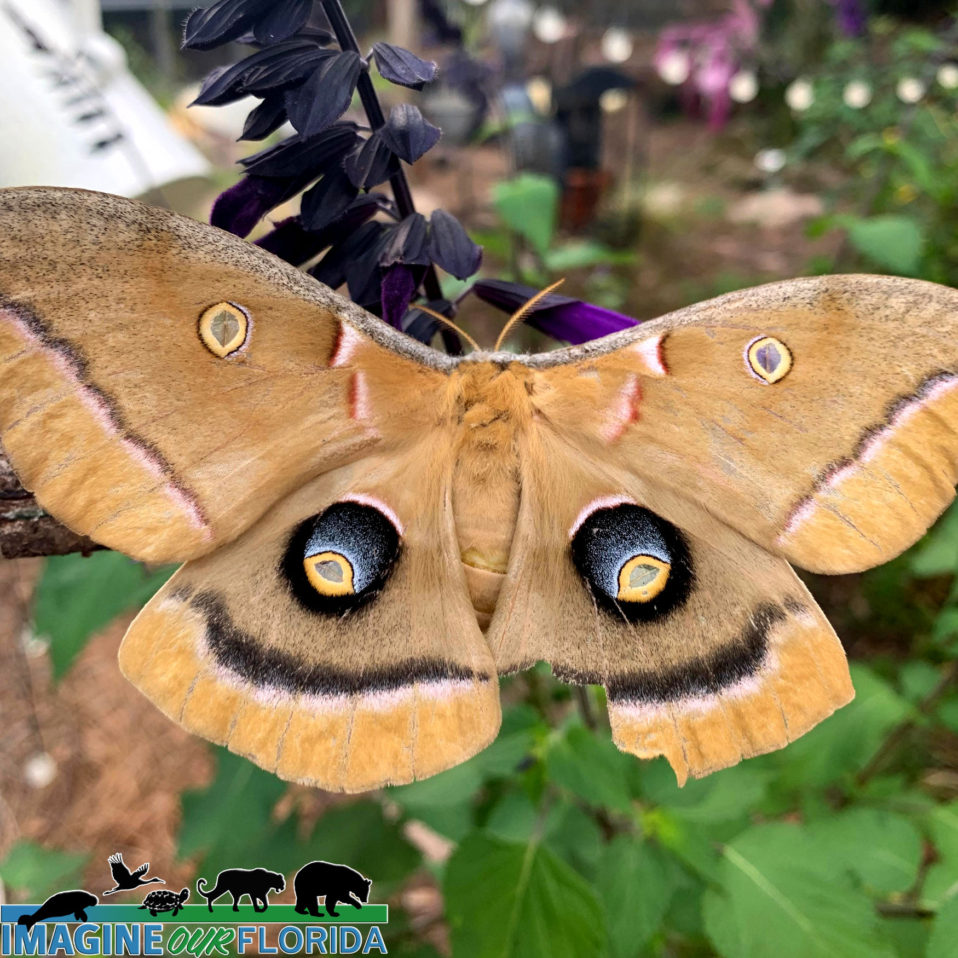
(211, 175), (296, 237)
(380, 264), (422, 329)
(428, 209), (481, 279)
(473, 279), (637, 345)
(372, 42), (439, 91)
(284, 51), (362, 137)
(380, 104), (441, 164)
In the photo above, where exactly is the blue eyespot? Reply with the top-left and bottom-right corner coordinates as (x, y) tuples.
(570, 504), (692, 622)
(282, 501), (401, 614)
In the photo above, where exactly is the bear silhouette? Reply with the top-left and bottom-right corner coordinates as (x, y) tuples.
(293, 861), (371, 918)
(17, 890), (98, 929)
(197, 868), (285, 912)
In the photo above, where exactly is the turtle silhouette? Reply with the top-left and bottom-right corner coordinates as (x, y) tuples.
(103, 853), (165, 895)
(139, 887), (189, 917)
(17, 890), (98, 929)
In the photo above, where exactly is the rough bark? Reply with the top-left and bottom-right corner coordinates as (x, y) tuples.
(0, 446), (99, 559)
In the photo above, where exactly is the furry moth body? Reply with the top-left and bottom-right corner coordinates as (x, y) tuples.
(1, 188), (958, 791)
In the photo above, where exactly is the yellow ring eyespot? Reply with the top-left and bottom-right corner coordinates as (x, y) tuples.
(617, 555), (671, 603)
(199, 302), (249, 358)
(304, 551), (355, 597)
(746, 336), (792, 384)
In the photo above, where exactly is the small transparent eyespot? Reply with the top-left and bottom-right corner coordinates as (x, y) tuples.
(618, 555), (671, 602)
(570, 502), (691, 622)
(283, 500), (401, 614)
(199, 302), (249, 358)
(746, 336), (792, 384)
(304, 550), (355, 597)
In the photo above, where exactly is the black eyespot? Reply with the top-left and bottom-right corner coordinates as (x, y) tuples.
(282, 501), (401, 614)
(570, 503), (692, 623)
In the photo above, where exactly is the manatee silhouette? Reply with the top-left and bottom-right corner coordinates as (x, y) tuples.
(17, 890), (98, 930)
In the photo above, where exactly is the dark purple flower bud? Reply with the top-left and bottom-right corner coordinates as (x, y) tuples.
(241, 124), (360, 177)
(380, 213), (430, 267)
(380, 264), (422, 329)
(419, 0), (463, 46)
(253, 0), (312, 44)
(211, 175), (298, 237)
(285, 51), (363, 137)
(256, 194), (392, 265)
(191, 40), (324, 106)
(371, 42), (439, 91)
(300, 169), (359, 231)
(182, 0), (271, 51)
(473, 279), (637, 345)
(343, 133), (394, 189)
(243, 47), (334, 95)
(310, 221), (384, 291)
(428, 209), (481, 279)
(241, 94), (288, 141)
(380, 104), (441, 164)
(193, 64), (239, 106)
(402, 299), (463, 354)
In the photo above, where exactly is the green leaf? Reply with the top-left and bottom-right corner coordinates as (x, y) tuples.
(910, 503), (958, 577)
(929, 894), (958, 958)
(546, 724), (635, 814)
(492, 174), (559, 256)
(34, 552), (174, 679)
(805, 809), (923, 895)
(845, 215), (924, 275)
(445, 834), (608, 958)
(595, 837), (678, 956)
(308, 802), (419, 886)
(542, 241), (636, 272)
(770, 663), (911, 789)
(708, 823), (895, 958)
(178, 748), (288, 875)
(0, 841), (89, 901)
(541, 802), (603, 881)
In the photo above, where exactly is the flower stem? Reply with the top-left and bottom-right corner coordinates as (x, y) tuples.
(319, 0), (446, 309)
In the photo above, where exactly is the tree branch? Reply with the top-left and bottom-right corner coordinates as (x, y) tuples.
(0, 445), (98, 558)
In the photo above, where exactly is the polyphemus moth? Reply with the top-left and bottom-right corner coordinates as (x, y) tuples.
(1, 188), (957, 793)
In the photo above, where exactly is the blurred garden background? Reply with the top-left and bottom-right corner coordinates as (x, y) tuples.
(2, 0), (958, 955)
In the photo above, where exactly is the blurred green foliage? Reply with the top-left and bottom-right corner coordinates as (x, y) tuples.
(788, 23), (958, 284)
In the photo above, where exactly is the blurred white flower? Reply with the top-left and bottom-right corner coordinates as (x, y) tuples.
(843, 80), (872, 109)
(937, 64), (958, 89)
(532, 7), (565, 44)
(20, 626), (49, 659)
(526, 76), (552, 113)
(729, 70), (758, 103)
(657, 48), (690, 85)
(600, 88), (629, 113)
(754, 148), (786, 174)
(896, 77), (925, 103)
(24, 752), (57, 789)
(601, 28), (633, 64)
(785, 78), (814, 111)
